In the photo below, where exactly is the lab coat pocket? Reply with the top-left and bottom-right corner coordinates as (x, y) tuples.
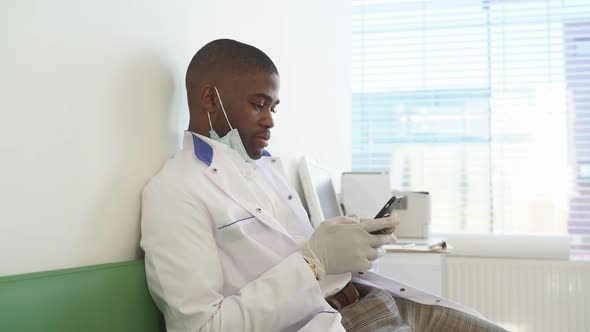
(217, 215), (256, 230)
(215, 214), (264, 243)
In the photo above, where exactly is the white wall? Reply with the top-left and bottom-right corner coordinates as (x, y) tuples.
(0, 1), (351, 276)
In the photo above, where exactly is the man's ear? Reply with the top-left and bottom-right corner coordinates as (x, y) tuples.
(200, 84), (218, 114)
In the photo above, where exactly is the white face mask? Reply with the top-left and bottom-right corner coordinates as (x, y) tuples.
(208, 87), (255, 162)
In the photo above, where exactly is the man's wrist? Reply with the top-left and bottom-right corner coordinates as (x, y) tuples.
(300, 242), (327, 280)
(302, 256), (320, 280)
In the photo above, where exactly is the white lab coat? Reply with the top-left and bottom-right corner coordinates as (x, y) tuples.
(140, 131), (482, 332)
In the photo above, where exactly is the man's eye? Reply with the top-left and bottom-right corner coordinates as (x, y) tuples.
(271, 107), (277, 114)
(251, 103), (264, 110)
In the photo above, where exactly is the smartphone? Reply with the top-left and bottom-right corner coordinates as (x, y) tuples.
(370, 196), (401, 235)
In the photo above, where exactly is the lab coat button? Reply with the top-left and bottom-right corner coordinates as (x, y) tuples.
(271, 158), (277, 163)
(211, 167), (218, 174)
(256, 208), (262, 213)
(288, 194), (293, 200)
(400, 288), (405, 292)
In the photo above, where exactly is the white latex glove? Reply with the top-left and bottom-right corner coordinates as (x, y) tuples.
(300, 215), (398, 279)
(360, 212), (400, 235)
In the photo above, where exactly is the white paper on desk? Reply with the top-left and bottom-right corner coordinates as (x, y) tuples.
(384, 241), (449, 253)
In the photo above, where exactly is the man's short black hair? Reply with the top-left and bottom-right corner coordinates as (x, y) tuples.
(185, 39), (279, 89)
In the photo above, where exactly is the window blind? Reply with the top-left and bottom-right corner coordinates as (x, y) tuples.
(352, 0), (590, 259)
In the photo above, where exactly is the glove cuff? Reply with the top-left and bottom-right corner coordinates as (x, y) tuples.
(300, 243), (327, 280)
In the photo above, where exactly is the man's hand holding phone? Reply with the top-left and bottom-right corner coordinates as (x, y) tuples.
(300, 196), (401, 279)
(369, 196), (402, 235)
(300, 215), (398, 278)
(362, 213), (399, 236)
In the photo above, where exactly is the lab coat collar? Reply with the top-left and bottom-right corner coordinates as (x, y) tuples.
(185, 131), (294, 242)
(186, 131), (271, 166)
(191, 133), (213, 166)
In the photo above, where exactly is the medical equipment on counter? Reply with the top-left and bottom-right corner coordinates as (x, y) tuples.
(341, 172), (391, 219)
(391, 191), (430, 239)
(342, 172), (430, 239)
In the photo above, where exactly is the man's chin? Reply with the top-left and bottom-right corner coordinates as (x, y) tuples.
(248, 149), (264, 160)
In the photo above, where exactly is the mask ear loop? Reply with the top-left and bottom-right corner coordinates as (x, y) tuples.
(207, 112), (214, 131)
(213, 87), (233, 130)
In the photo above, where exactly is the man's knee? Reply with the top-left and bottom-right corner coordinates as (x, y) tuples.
(393, 296), (507, 332)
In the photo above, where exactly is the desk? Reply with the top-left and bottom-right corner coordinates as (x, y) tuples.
(377, 252), (443, 296)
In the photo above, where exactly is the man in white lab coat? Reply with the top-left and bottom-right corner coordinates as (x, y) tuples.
(140, 39), (507, 332)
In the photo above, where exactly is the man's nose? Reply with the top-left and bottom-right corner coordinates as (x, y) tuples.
(261, 108), (274, 128)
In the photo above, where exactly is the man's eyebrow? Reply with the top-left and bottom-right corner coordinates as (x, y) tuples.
(254, 93), (280, 105)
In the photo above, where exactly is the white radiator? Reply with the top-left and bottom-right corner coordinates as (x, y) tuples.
(443, 256), (590, 332)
